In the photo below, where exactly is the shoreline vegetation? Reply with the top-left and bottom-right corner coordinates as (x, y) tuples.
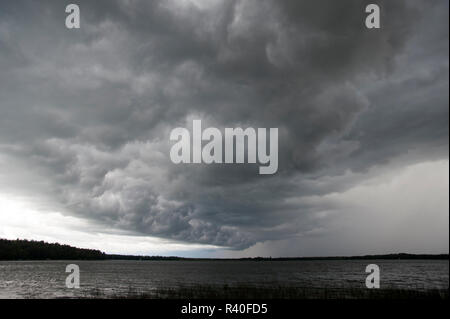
(83, 285), (449, 300)
(1, 238), (449, 261)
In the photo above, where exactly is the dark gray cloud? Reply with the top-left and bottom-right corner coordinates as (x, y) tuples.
(0, 0), (448, 251)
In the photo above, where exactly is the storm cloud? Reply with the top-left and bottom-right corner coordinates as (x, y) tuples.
(0, 0), (448, 253)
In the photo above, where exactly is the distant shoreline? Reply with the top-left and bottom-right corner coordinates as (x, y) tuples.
(1, 238), (448, 261)
(104, 253), (450, 262)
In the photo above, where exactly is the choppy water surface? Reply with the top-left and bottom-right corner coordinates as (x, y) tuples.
(0, 259), (448, 298)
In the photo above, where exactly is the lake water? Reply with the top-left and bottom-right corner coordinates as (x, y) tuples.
(0, 260), (448, 298)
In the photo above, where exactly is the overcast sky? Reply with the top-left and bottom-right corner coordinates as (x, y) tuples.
(0, 0), (448, 257)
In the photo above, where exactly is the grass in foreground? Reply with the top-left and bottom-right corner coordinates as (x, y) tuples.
(86, 285), (449, 300)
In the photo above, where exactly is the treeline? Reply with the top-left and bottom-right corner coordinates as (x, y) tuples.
(237, 253), (449, 261)
(0, 239), (448, 261)
(0, 239), (107, 260)
(107, 254), (184, 261)
(0, 239), (183, 261)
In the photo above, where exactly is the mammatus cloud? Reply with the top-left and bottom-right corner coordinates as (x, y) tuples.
(0, 0), (448, 253)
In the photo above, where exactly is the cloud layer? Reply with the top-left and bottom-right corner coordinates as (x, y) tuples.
(0, 0), (448, 253)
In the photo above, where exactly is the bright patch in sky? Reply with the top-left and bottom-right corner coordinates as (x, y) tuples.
(0, 195), (219, 256)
